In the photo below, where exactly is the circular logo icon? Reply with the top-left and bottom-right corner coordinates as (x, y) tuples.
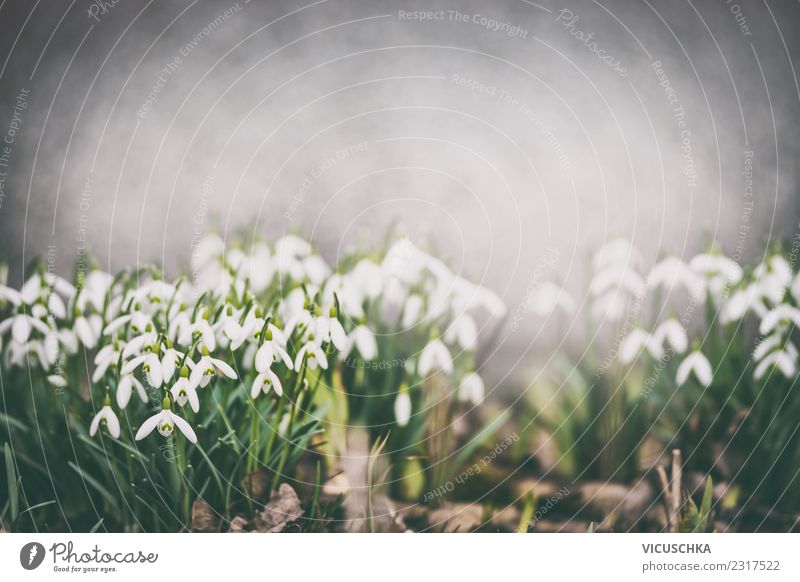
(20, 542), (46, 570)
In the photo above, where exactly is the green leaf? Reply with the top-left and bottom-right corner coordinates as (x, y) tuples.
(4, 443), (18, 523)
(20, 500), (56, 515)
(694, 475), (714, 533)
(450, 408), (512, 476)
(518, 492), (537, 533)
(89, 518), (105, 533)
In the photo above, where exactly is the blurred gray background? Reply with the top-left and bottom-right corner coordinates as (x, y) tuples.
(0, 0), (799, 385)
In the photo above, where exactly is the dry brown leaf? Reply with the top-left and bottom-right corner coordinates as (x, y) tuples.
(252, 483), (305, 533)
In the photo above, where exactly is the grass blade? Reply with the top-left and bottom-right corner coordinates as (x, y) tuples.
(3, 443), (19, 523)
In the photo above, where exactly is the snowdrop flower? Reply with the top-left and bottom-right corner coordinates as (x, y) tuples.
(295, 338), (328, 370)
(344, 325), (377, 360)
(759, 304), (800, 336)
(116, 371), (148, 409)
(122, 349), (164, 388)
(89, 394), (120, 439)
(593, 239), (642, 271)
(590, 263), (646, 298)
(193, 234), (225, 269)
(394, 389), (412, 427)
(382, 238), (427, 286)
(653, 319), (688, 354)
(322, 275), (365, 320)
(620, 329), (663, 364)
(135, 396), (197, 443)
(526, 282), (575, 317)
(301, 255), (331, 285)
(5, 339), (52, 369)
(160, 342), (183, 383)
(350, 259), (383, 299)
(418, 338), (453, 376)
(458, 373), (485, 405)
(444, 313), (478, 351)
(251, 366), (284, 398)
(74, 313), (102, 349)
(754, 345), (798, 380)
(721, 284), (767, 323)
(450, 276), (507, 319)
(74, 270), (113, 312)
(255, 331), (294, 371)
(753, 333), (784, 362)
(56, 327), (79, 357)
(93, 340), (125, 382)
(190, 347), (238, 388)
(0, 305), (50, 345)
(676, 350), (713, 387)
(690, 253), (742, 298)
(647, 257), (704, 299)
(591, 291), (630, 323)
(753, 255), (793, 305)
(170, 366), (200, 413)
(315, 310), (347, 352)
(177, 310), (216, 351)
(402, 294), (424, 328)
(21, 272), (75, 306)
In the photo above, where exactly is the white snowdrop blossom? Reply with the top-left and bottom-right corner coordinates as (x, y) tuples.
(90, 395), (120, 439)
(458, 373), (485, 405)
(295, 339), (329, 370)
(190, 347), (238, 388)
(418, 339), (453, 377)
(344, 325), (378, 360)
(135, 396), (197, 443)
(526, 282), (575, 317)
(116, 372), (148, 409)
(394, 390), (412, 427)
(647, 257), (704, 299)
(653, 319), (688, 354)
(754, 346), (798, 381)
(170, 366), (200, 413)
(676, 351), (713, 387)
(690, 252), (742, 299)
(620, 329), (663, 364)
(251, 367), (284, 399)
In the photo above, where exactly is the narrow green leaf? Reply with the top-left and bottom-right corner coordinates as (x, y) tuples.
(4, 443), (18, 522)
(20, 500), (56, 515)
(89, 518), (105, 533)
(694, 475), (714, 533)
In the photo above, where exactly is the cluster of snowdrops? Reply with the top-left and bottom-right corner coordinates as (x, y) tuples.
(0, 234), (503, 449)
